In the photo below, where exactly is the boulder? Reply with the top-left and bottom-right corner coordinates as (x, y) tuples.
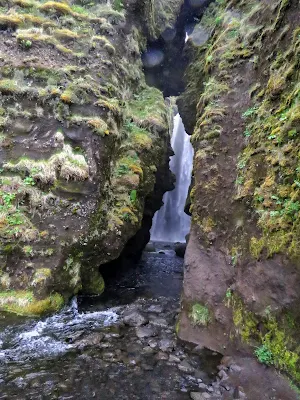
(144, 243), (156, 253)
(175, 242), (187, 258)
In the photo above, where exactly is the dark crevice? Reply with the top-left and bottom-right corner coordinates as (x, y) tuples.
(142, 0), (213, 96)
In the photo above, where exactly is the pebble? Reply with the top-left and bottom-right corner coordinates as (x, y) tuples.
(104, 333), (121, 339)
(135, 326), (157, 339)
(159, 339), (174, 352)
(190, 392), (211, 400)
(230, 364), (242, 373)
(148, 339), (158, 348)
(142, 346), (154, 354)
(149, 317), (169, 327)
(198, 383), (207, 390)
(155, 351), (169, 361)
(218, 370), (229, 380)
(12, 377), (26, 389)
(142, 364), (154, 371)
(74, 332), (104, 348)
(220, 383), (231, 391)
(178, 360), (195, 373)
(169, 354), (181, 363)
(147, 305), (163, 313)
(102, 352), (115, 360)
(123, 311), (148, 327)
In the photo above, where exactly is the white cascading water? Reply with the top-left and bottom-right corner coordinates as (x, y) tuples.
(0, 297), (119, 361)
(151, 113), (194, 243)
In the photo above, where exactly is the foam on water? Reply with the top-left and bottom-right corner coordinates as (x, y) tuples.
(0, 297), (119, 362)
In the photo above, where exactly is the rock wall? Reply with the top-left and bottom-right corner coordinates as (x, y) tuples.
(178, 0), (300, 386)
(0, 0), (182, 315)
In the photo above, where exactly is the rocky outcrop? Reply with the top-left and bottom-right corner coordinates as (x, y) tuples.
(178, 0), (300, 387)
(0, 0), (182, 315)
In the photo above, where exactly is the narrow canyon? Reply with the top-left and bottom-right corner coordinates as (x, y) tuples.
(0, 0), (299, 399)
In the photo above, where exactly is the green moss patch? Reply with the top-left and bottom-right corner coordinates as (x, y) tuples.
(189, 303), (211, 326)
(236, 26), (300, 260)
(0, 176), (39, 241)
(82, 270), (105, 295)
(228, 295), (300, 383)
(127, 86), (168, 129)
(0, 290), (64, 316)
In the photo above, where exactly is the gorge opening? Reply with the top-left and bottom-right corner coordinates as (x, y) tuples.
(0, 1), (230, 399)
(150, 113), (194, 243)
(141, 0), (213, 244)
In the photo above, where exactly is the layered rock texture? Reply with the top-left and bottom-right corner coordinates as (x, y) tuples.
(0, 0), (182, 315)
(178, 0), (300, 386)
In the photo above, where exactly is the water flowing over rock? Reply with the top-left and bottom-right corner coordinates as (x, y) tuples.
(151, 114), (194, 242)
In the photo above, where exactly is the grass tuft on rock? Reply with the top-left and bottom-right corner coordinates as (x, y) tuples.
(4, 143), (89, 184)
(189, 303), (211, 326)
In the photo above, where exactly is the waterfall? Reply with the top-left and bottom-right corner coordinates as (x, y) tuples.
(151, 113), (194, 243)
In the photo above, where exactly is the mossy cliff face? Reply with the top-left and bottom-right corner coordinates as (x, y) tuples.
(126, 0), (183, 41)
(0, 0), (180, 315)
(178, 0), (300, 385)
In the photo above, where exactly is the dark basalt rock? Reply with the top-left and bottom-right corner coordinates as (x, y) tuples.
(0, 0), (181, 315)
(175, 242), (187, 258)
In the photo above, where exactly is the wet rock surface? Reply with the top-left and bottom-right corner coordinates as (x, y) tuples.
(123, 310), (149, 327)
(175, 242), (187, 258)
(0, 247), (295, 399)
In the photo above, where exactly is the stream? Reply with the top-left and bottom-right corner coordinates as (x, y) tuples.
(0, 244), (224, 400)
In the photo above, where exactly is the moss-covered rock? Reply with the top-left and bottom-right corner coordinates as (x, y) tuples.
(81, 269), (105, 295)
(0, 0), (180, 315)
(178, 0), (300, 388)
(0, 291), (64, 316)
(228, 294), (300, 382)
